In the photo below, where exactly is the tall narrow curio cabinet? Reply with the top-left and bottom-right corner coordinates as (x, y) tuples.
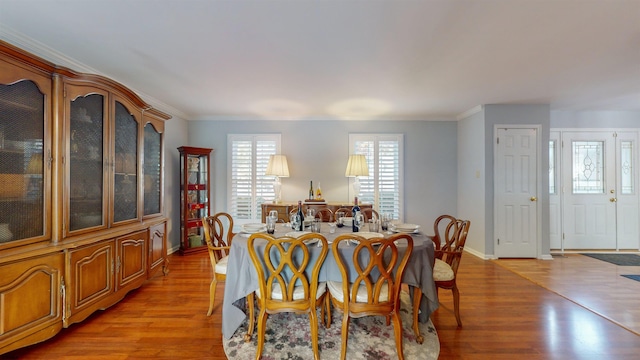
(178, 146), (213, 255)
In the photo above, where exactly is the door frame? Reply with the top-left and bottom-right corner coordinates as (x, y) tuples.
(553, 128), (640, 251)
(493, 124), (543, 258)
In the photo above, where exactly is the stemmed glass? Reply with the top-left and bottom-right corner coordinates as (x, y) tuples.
(354, 213), (365, 232)
(336, 212), (345, 228)
(290, 214), (300, 231)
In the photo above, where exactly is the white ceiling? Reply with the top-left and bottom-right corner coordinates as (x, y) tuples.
(1, 0), (639, 121)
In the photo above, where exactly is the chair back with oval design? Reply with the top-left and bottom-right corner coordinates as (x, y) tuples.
(432, 218), (470, 327)
(328, 233), (413, 360)
(201, 212), (236, 316)
(246, 232), (329, 360)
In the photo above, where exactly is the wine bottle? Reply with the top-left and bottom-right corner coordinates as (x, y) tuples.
(296, 200), (305, 231)
(352, 197), (361, 232)
(315, 182), (322, 200)
(309, 181), (314, 200)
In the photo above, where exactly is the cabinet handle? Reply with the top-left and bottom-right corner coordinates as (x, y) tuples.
(154, 230), (164, 237)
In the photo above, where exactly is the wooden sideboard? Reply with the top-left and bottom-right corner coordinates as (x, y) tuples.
(261, 202), (373, 223)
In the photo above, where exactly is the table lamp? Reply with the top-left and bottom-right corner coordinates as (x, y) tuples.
(345, 154), (369, 196)
(266, 154), (289, 203)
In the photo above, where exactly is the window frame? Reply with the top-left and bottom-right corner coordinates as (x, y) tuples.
(227, 134), (281, 224)
(348, 133), (404, 221)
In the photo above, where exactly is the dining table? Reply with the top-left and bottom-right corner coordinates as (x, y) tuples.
(221, 222), (439, 343)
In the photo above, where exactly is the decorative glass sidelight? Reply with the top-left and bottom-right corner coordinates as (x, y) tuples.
(549, 140), (556, 194)
(572, 141), (604, 194)
(620, 140), (634, 195)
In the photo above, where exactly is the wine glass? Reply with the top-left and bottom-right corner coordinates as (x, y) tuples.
(355, 213), (365, 232)
(290, 214), (299, 230)
(336, 212), (345, 228)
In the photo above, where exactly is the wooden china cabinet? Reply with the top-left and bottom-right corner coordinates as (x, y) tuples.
(178, 146), (212, 255)
(0, 40), (170, 355)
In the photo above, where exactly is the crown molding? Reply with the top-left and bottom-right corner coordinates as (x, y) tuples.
(457, 105), (484, 120)
(0, 24), (188, 120)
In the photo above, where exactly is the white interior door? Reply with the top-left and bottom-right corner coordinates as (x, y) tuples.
(495, 127), (538, 258)
(562, 132), (616, 249)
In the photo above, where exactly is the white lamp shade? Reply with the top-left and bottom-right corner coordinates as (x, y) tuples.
(265, 155), (290, 177)
(344, 154), (369, 177)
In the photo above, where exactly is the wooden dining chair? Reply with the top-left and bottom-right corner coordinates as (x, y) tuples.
(328, 233), (414, 360)
(361, 208), (379, 223)
(333, 207), (352, 222)
(202, 212), (235, 316)
(432, 218), (470, 327)
(314, 207), (334, 222)
(246, 232), (330, 360)
(428, 214), (459, 258)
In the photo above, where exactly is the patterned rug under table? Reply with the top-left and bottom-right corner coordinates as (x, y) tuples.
(223, 292), (440, 360)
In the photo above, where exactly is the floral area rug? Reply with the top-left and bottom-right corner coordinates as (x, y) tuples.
(223, 292), (439, 360)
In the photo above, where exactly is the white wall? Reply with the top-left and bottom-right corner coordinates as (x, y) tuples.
(551, 110), (640, 128)
(457, 109), (486, 255)
(483, 104), (551, 258)
(163, 116), (188, 252)
(180, 119), (458, 233)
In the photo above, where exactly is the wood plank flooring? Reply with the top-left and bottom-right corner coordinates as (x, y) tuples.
(4, 251), (639, 359)
(495, 253), (640, 336)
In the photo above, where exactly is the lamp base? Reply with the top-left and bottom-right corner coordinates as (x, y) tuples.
(273, 178), (282, 204)
(352, 176), (361, 197)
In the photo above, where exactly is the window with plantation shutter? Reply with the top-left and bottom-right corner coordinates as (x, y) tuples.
(228, 134), (280, 222)
(349, 134), (403, 221)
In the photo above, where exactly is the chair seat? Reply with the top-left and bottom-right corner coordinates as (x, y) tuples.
(215, 255), (229, 274)
(257, 282), (327, 301)
(327, 280), (389, 303)
(433, 258), (454, 281)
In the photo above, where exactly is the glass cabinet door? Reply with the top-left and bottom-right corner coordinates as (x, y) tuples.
(0, 80), (47, 244)
(113, 100), (139, 223)
(68, 91), (106, 233)
(143, 123), (162, 217)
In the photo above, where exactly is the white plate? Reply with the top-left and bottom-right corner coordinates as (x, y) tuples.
(347, 232), (384, 245)
(303, 238), (319, 245)
(284, 231), (318, 245)
(391, 223), (420, 231)
(284, 231), (312, 238)
(242, 223), (267, 233)
(356, 232), (384, 239)
(390, 228), (420, 234)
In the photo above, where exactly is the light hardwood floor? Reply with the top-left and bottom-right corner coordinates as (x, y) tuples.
(4, 251), (640, 359)
(495, 253), (640, 336)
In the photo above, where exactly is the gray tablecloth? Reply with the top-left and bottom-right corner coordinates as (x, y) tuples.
(221, 224), (438, 339)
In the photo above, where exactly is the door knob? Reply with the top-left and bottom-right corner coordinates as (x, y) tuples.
(610, 198), (617, 202)
(530, 197), (537, 202)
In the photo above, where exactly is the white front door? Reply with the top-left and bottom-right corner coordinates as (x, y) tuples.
(562, 132), (617, 249)
(495, 127), (539, 258)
